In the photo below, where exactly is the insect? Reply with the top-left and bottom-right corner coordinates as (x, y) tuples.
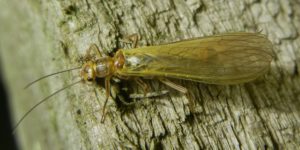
(14, 32), (274, 132)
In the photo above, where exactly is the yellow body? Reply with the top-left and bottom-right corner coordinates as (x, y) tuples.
(117, 32), (274, 84)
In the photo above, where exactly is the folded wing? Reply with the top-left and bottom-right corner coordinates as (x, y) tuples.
(118, 32), (274, 84)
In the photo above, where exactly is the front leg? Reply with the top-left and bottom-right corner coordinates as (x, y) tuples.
(84, 44), (104, 61)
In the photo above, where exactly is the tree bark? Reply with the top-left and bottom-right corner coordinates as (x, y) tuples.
(1, 0), (300, 149)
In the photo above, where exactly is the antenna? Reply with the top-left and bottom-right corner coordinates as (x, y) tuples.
(24, 66), (81, 89)
(13, 80), (82, 134)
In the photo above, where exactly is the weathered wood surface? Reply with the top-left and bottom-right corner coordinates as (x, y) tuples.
(1, 0), (299, 149)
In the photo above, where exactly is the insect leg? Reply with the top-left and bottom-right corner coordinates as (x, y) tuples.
(129, 90), (169, 99)
(118, 96), (137, 105)
(120, 34), (139, 48)
(100, 77), (111, 123)
(158, 78), (188, 94)
(134, 78), (150, 97)
(115, 74), (130, 80)
(84, 44), (103, 60)
(159, 78), (195, 112)
(117, 90), (169, 106)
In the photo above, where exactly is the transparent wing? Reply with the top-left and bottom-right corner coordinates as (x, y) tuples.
(118, 32), (274, 84)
